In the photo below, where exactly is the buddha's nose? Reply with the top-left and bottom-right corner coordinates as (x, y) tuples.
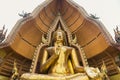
(59, 36), (61, 38)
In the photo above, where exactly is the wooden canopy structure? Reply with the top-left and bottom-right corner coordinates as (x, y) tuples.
(0, 0), (120, 78)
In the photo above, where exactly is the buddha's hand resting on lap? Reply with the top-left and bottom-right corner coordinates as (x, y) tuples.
(85, 67), (100, 79)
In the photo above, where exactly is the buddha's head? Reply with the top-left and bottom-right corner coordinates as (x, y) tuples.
(55, 31), (64, 42)
(52, 27), (67, 45)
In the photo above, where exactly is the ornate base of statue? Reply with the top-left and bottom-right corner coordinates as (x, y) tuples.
(21, 73), (89, 80)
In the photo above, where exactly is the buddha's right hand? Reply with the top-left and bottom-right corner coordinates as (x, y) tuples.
(40, 54), (59, 73)
(55, 46), (61, 55)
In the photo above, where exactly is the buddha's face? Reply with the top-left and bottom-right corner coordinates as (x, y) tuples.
(55, 31), (64, 42)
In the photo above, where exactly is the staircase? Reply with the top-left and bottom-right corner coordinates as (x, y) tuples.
(0, 52), (31, 77)
(88, 52), (119, 76)
(0, 52), (13, 77)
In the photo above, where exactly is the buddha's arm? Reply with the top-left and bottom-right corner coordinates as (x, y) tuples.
(40, 50), (58, 73)
(71, 48), (84, 73)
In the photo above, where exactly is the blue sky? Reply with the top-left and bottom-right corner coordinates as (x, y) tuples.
(0, 0), (120, 39)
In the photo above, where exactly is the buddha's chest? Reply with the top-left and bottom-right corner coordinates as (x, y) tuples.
(47, 46), (72, 56)
(47, 47), (72, 74)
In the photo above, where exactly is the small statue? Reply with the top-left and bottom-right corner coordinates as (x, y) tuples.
(18, 11), (31, 18)
(114, 26), (120, 43)
(90, 14), (100, 19)
(100, 61), (110, 80)
(0, 25), (7, 43)
(11, 60), (19, 80)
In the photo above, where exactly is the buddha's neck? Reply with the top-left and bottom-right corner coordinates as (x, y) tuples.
(54, 41), (63, 47)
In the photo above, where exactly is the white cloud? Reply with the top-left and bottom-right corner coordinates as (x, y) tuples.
(0, 0), (120, 39)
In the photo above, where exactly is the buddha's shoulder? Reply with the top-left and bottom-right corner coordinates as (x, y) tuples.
(45, 46), (75, 50)
(63, 46), (75, 50)
(45, 47), (54, 50)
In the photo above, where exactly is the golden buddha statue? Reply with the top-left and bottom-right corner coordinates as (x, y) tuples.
(21, 22), (102, 80)
(21, 27), (90, 80)
(40, 28), (84, 75)
(11, 60), (19, 80)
